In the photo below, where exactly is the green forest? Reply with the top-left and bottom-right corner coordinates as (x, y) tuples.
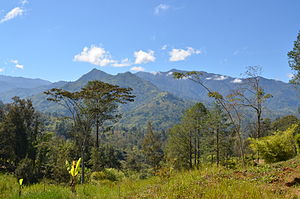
(0, 31), (300, 199)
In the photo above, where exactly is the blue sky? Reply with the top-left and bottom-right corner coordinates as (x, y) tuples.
(0, 0), (299, 82)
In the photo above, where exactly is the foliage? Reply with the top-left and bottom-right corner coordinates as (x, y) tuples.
(15, 158), (36, 184)
(166, 103), (209, 169)
(295, 133), (300, 154)
(1, 164), (296, 199)
(205, 105), (234, 166)
(90, 145), (123, 171)
(66, 158), (81, 193)
(90, 147), (105, 171)
(44, 80), (134, 183)
(35, 133), (79, 183)
(0, 97), (41, 167)
(249, 125), (298, 163)
(66, 158), (81, 177)
(233, 66), (272, 139)
(91, 168), (125, 182)
(18, 178), (23, 197)
(288, 31), (300, 84)
(141, 122), (163, 170)
(173, 71), (246, 166)
(271, 115), (299, 132)
(122, 146), (146, 172)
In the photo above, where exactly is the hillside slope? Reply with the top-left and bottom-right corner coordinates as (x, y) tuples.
(2, 157), (300, 198)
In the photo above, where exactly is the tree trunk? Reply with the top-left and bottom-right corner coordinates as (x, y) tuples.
(81, 145), (85, 184)
(216, 129), (220, 167)
(236, 128), (245, 167)
(194, 136), (197, 168)
(197, 137), (200, 168)
(257, 112), (261, 139)
(96, 119), (99, 148)
(189, 132), (193, 169)
(256, 111), (261, 162)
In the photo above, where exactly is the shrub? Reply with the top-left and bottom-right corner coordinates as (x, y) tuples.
(295, 133), (300, 154)
(249, 125), (297, 163)
(91, 168), (125, 183)
(15, 157), (37, 184)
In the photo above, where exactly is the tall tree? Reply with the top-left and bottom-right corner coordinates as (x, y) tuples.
(44, 80), (134, 183)
(206, 105), (231, 166)
(0, 100), (4, 122)
(0, 97), (40, 168)
(182, 103), (208, 168)
(82, 81), (134, 147)
(141, 122), (163, 170)
(288, 31), (300, 84)
(166, 103), (208, 169)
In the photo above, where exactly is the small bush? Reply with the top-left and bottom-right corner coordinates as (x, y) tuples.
(295, 133), (300, 154)
(15, 158), (37, 184)
(249, 125), (297, 163)
(222, 157), (239, 169)
(91, 168), (125, 183)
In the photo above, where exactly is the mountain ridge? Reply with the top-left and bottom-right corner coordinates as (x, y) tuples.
(0, 68), (299, 129)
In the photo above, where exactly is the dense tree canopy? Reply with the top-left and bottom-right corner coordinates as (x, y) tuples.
(288, 31), (300, 84)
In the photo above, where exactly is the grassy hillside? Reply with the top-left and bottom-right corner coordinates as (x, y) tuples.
(3, 157), (300, 198)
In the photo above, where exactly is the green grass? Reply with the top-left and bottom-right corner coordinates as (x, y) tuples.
(2, 161), (300, 199)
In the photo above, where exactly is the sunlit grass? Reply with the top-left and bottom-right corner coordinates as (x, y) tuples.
(1, 164), (299, 199)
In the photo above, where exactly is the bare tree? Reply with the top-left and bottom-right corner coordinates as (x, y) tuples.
(173, 71), (246, 167)
(231, 66), (272, 140)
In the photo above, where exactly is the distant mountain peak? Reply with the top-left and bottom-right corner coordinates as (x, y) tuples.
(168, 68), (186, 73)
(77, 68), (111, 82)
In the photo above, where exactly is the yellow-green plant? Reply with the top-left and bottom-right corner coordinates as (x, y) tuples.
(18, 178), (23, 197)
(66, 158), (81, 193)
(249, 125), (298, 163)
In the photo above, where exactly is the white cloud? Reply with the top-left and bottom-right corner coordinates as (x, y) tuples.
(15, 64), (24, 69)
(287, 73), (295, 79)
(20, 0), (29, 5)
(150, 71), (161, 75)
(166, 72), (173, 76)
(0, 68), (4, 72)
(0, 7), (24, 23)
(169, 47), (202, 62)
(161, 45), (168, 50)
(134, 50), (155, 64)
(154, 4), (170, 15)
(74, 46), (117, 67)
(206, 75), (228, 81)
(74, 45), (133, 68)
(231, 78), (243, 83)
(10, 60), (18, 64)
(214, 75), (228, 81)
(112, 58), (132, 67)
(130, 66), (145, 72)
(181, 76), (189, 80)
(10, 59), (24, 69)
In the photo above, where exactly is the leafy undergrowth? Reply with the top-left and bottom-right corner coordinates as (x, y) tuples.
(3, 158), (300, 198)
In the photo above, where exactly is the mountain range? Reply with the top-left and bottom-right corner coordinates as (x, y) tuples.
(0, 75), (52, 93)
(0, 68), (299, 129)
